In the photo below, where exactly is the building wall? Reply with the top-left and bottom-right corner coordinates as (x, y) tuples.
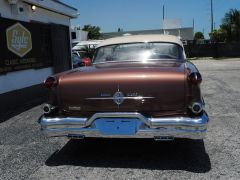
(71, 27), (88, 42)
(164, 28), (194, 40)
(102, 28), (194, 41)
(0, 0), (73, 94)
(0, 68), (52, 94)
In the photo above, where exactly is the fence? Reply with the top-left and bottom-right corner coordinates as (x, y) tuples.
(184, 42), (240, 58)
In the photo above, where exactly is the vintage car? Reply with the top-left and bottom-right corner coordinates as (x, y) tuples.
(39, 35), (208, 141)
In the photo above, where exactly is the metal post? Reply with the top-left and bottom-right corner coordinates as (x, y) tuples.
(211, 0), (214, 32)
(163, 5), (165, 20)
(193, 19), (195, 31)
(163, 5), (165, 34)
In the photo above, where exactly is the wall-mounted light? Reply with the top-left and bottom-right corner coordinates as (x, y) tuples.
(31, 5), (37, 11)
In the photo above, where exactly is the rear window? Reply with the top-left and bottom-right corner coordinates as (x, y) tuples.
(93, 42), (184, 63)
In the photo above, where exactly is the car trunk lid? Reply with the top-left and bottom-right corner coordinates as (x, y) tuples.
(58, 61), (186, 114)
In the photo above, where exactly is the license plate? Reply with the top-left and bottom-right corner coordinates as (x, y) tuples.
(95, 118), (138, 135)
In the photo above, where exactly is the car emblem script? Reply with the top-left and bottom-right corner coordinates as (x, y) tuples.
(113, 91), (124, 105)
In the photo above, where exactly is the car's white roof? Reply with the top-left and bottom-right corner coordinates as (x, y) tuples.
(72, 40), (103, 50)
(97, 34), (183, 48)
(75, 40), (103, 46)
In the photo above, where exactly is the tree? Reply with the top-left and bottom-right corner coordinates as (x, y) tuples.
(194, 32), (205, 40)
(220, 9), (240, 41)
(209, 29), (227, 42)
(81, 46), (95, 59)
(82, 25), (101, 40)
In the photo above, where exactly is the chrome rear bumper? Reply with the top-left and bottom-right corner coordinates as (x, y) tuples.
(39, 112), (208, 140)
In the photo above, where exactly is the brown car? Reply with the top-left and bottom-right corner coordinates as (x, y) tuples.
(39, 35), (208, 141)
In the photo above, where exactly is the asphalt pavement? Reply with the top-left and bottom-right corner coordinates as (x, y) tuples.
(1, 59), (240, 180)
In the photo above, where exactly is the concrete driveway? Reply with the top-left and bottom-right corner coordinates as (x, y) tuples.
(1, 59), (240, 179)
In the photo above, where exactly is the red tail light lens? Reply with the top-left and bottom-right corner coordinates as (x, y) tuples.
(188, 72), (202, 84)
(44, 76), (58, 89)
(83, 58), (92, 66)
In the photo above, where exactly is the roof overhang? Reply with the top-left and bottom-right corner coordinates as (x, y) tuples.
(22, 0), (78, 18)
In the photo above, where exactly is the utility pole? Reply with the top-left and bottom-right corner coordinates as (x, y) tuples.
(163, 5), (165, 21)
(193, 19), (195, 31)
(211, 0), (214, 32)
(162, 5), (165, 34)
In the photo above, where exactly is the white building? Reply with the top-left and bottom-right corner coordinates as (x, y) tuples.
(0, 0), (78, 112)
(71, 26), (88, 46)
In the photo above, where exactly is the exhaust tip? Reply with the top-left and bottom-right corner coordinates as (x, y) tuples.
(43, 104), (55, 114)
(191, 102), (203, 114)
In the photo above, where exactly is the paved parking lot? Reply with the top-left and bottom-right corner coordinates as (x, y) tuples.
(1, 59), (240, 180)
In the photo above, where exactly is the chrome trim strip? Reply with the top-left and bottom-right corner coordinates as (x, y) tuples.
(87, 112), (149, 127)
(43, 128), (207, 140)
(85, 96), (155, 100)
(40, 117), (88, 127)
(149, 112), (208, 126)
(92, 59), (181, 65)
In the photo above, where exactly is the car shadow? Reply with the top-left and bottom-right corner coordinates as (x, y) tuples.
(45, 138), (211, 173)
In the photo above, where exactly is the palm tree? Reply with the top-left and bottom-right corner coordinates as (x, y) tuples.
(82, 25), (101, 40)
(221, 9), (240, 41)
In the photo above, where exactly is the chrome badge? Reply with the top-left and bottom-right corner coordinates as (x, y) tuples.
(113, 91), (124, 105)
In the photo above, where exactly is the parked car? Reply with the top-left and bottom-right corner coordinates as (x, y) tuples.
(72, 51), (92, 67)
(72, 40), (103, 51)
(72, 41), (102, 59)
(72, 50), (81, 57)
(40, 35), (208, 141)
(82, 57), (92, 66)
(72, 54), (84, 68)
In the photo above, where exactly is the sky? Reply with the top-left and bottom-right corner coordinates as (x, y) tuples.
(62, 0), (240, 37)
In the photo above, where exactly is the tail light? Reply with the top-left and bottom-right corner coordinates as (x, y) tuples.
(188, 72), (202, 84)
(83, 58), (92, 66)
(44, 76), (58, 89)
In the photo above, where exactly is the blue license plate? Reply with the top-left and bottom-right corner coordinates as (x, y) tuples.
(95, 118), (139, 135)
